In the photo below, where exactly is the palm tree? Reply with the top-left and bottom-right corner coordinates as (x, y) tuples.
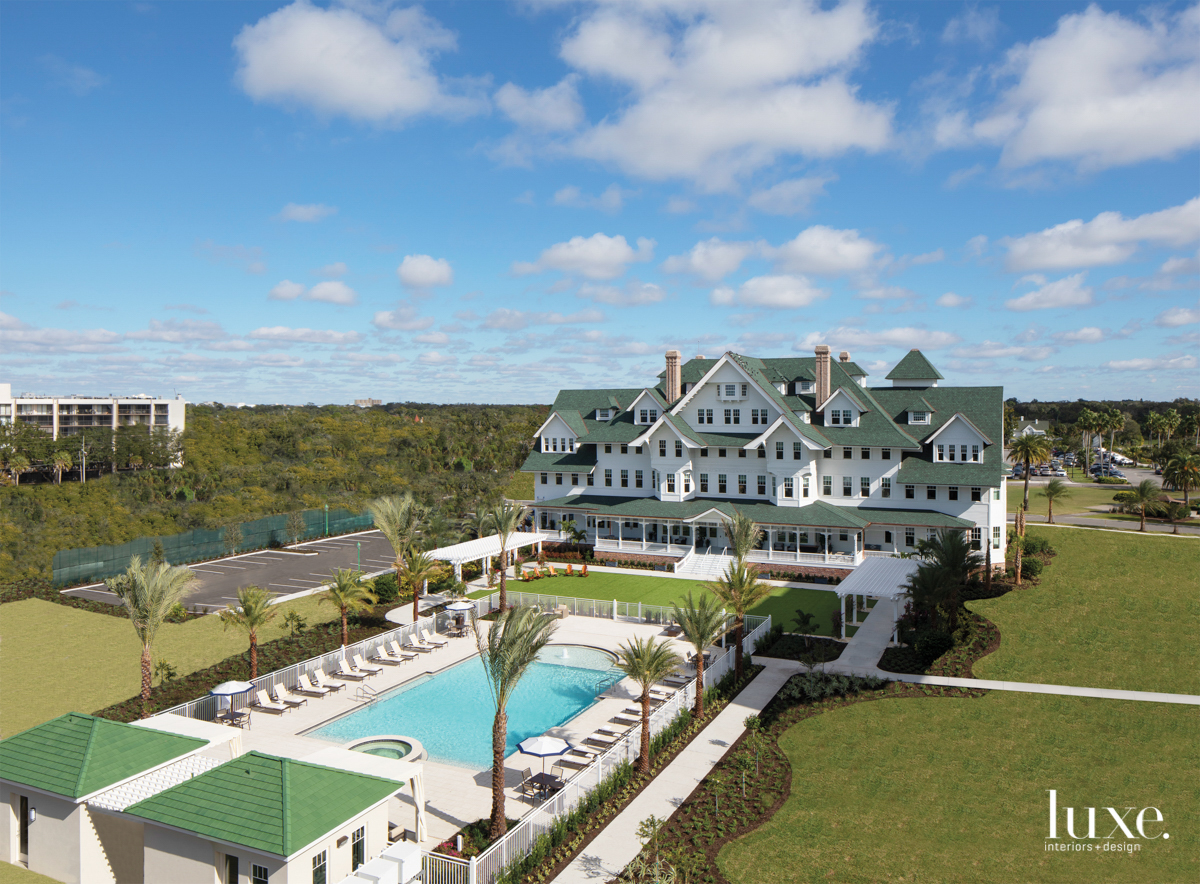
(1009, 434), (1053, 515)
(670, 592), (726, 718)
(7, 453), (30, 486)
(902, 562), (958, 633)
(1076, 408), (1100, 473)
(704, 559), (772, 680)
(482, 500), (525, 612)
(52, 450), (73, 485)
(1162, 502), (1192, 534)
(473, 605), (557, 839)
(615, 637), (682, 774)
(397, 546), (446, 623)
(1038, 478), (1073, 524)
(561, 518), (588, 545)
(1124, 479), (1166, 532)
(319, 569), (378, 646)
(1104, 411), (1125, 471)
(369, 493), (428, 603)
(218, 585), (278, 680)
(1163, 454), (1200, 509)
(723, 510), (762, 562)
(914, 529), (981, 632)
(1162, 408), (1181, 442)
(104, 556), (196, 714)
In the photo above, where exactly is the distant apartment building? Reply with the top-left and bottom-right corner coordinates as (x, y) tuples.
(0, 383), (186, 439)
(354, 398), (382, 408)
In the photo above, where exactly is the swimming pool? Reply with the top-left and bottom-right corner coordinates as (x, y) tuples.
(309, 645), (623, 769)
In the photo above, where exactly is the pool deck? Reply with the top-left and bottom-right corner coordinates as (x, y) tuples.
(230, 615), (699, 848)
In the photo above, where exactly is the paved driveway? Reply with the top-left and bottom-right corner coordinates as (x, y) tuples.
(61, 531), (399, 610)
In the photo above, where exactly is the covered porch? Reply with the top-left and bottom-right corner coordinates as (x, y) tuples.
(429, 532), (553, 582)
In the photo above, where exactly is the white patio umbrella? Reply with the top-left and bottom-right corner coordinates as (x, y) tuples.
(517, 735), (573, 774)
(209, 680), (254, 713)
(445, 601), (475, 612)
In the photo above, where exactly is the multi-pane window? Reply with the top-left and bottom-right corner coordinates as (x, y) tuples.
(718, 474), (728, 493)
(881, 477), (891, 498)
(839, 531), (849, 543)
(905, 528), (915, 547)
(971, 487), (982, 502)
(571, 473), (579, 486)
(659, 440), (667, 457)
(252, 864), (269, 884)
(911, 411), (928, 423)
(649, 409), (658, 422)
(640, 409), (649, 423)
(948, 486), (958, 501)
(992, 526), (1001, 548)
(993, 487), (1001, 500)
(724, 408), (732, 424)
(937, 444), (945, 461)
(861, 477), (870, 497)
(605, 444), (612, 453)
(621, 444), (628, 454)
(352, 826), (366, 871)
(551, 438), (558, 452)
(555, 473), (563, 485)
(949, 444), (956, 461)
(718, 448), (727, 457)
(635, 470), (643, 488)
(757, 445), (766, 458)
(823, 448), (832, 459)
(927, 486), (937, 500)
(757, 475), (766, 495)
(620, 469), (629, 487)
(972, 445), (980, 462)
(540, 473), (548, 485)
(604, 469), (612, 487)
(568, 438), (575, 451)
(725, 384), (736, 396)
(732, 409), (741, 424)
(776, 441), (784, 459)
(738, 475), (748, 494)
(667, 474), (676, 493)
(675, 440), (683, 458)
(698, 408), (713, 424)
(802, 476), (810, 497)
(683, 474), (691, 492)
(905, 484), (915, 499)
(960, 445), (968, 461)
(830, 410), (840, 425)
(861, 448), (870, 460)
(881, 448), (891, 460)
(842, 410), (853, 424)
(843, 447), (852, 459)
(738, 449), (747, 458)
(823, 476), (833, 495)
(587, 472), (594, 486)
(843, 477), (853, 497)
(313, 852), (327, 884)
(699, 473), (708, 492)
(970, 528), (982, 550)
(741, 384), (748, 397)
(784, 477), (794, 498)
(928, 528), (938, 542)
(794, 442), (803, 460)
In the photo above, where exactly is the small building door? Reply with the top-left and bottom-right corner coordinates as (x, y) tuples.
(18, 796), (29, 866)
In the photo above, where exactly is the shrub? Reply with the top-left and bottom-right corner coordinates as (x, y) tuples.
(1094, 476), (1127, 485)
(1021, 557), (1044, 580)
(914, 629), (954, 667)
(1020, 535), (1055, 557)
(372, 572), (400, 604)
(830, 611), (842, 638)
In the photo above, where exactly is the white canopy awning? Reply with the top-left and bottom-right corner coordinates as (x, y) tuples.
(429, 532), (551, 566)
(832, 555), (918, 600)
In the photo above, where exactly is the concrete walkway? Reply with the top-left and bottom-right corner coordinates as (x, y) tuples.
(549, 659), (796, 884)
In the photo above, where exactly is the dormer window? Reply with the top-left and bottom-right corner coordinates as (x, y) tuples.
(724, 384), (736, 397)
(799, 380), (813, 393)
(597, 408), (611, 420)
(829, 409), (854, 426)
(640, 409), (648, 423)
(649, 409), (658, 422)
(910, 411), (929, 424)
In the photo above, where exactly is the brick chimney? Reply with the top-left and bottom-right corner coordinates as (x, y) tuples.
(814, 345), (831, 405)
(665, 350), (682, 402)
(839, 351), (851, 363)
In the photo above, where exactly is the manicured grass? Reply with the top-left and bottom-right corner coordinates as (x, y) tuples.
(970, 527), (1200, 695)
(0, 865), (60, 884)
(0, 594), (340, 737)
(720, 692), (1198, 884)
(1007, 481), (1133, 517)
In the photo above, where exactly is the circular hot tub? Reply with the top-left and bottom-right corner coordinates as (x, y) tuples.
(347, 735), (426, 762)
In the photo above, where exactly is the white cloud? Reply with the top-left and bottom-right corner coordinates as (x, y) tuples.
(307, 281), (357, 305)
(936, 292), (972, 308)
(554, 1), (891, 188)
(234, 1), (480, 124)
(1161, 254), (1200, 275)
(126, 319), (228, 343)
(857, 285), (914, 300)
(249, 326), (362, 344)
(414, 331), (450, 345)
(662, 237), (757, 282)
(768, 225), (883, 275)
(951, 342), (1054, 360)
(965, 234), (988, 257)
(482, 308), (605, 331)
(553, 184), (627, 212)
(796, 326), (960, 351)
(1103, 355), (1197, 372)
(1154, 302), (1200, 328)
(314, 261), (347, 277)
(495, 76), (582, 131)
(910, 249), (945, 265)
(942, 7), (1000, 45)
(1053, 327), (1105, 343)
(276, 202), (337, 222)
(944, 164), (985, 189)
(711, 274), (826, 309)
(665, 196), (697, 214)
(746, 176), (833, 215)
(515, 233), (654, 280)
(418, 351), (456, 365)
(372, 302), (435, 331)
(1005, 273), (1093, 311)
(40, 54), (106, 96)
(397, 254), (453, 289)
(269, 280), (306, 301)
(1003, 197), (1200, 271)
(0, 311), (29, 330)
(0, 323), (122, 353)
(577, 280), (665, 307)
(972, 5), (1200, 170)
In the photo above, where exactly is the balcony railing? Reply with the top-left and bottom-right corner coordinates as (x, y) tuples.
(744, 548), (861, 568)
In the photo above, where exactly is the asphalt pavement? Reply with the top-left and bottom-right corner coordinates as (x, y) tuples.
(61, 530), (399, 611)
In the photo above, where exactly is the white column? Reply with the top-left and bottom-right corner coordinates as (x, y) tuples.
(641, 519), (646, 551)
(454, 562), (461, 582)
(840, 594), (847, 639)
(618, 522), (624, 552)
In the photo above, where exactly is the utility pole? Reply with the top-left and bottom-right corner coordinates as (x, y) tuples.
(79, 438), (87, 485)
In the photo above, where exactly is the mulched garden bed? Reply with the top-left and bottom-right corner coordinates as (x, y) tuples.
(877, 608), (1001, 676)
(754, 632), (844, 665)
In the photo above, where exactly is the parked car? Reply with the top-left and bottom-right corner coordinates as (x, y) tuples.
(1053, 469), (1068, 477)
(1155, 467), (1163, 476)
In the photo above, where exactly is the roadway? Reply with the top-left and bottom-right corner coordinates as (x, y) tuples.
(61, 530), (400, 611)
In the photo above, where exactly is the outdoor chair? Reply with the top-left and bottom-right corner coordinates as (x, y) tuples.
(293, 674), (329, 697)
(313, 670), (346, 692)
(517, 768), (537, 802)
(336, 659), (369, 681)
(352, 654), (384, 675)
(251, 689), (289, 715)
(584, 731), (619, 748)
(372, 645), (404, 665)
(405, 637), (434, 653)
(388, 640), (418, 661)
(275, 684), (308, 708)
(420, 627), (449, 647)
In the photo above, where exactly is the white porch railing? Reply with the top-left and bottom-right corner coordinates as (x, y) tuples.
(744, 548), (861, 568)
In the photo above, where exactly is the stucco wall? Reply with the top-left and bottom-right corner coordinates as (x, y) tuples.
(0, 789), (83, 884)
(144, 823), (217, 884)
(88, 808), (144, 884)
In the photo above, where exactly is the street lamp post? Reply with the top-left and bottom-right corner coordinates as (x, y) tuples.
(357, 541), (361, 570)
(324, 504), (329, 537)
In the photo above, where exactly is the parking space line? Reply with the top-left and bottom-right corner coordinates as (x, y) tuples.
(190, 568), (228, 575)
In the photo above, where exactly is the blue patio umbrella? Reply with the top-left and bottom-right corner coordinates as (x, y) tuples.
(209, 680), (254, 713)
(517, 735), (573, 774)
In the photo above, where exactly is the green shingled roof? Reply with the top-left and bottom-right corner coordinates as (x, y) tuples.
(125, 752), (400, 858)
(0, 713), (204, 799)
(896, 456), (1004, 487)
(521, 449), (598, 472)
(886, 349), (944, 380)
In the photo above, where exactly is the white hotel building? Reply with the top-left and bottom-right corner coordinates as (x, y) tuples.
(0, 383), (186, 439)
(522, 347), (1007, 578)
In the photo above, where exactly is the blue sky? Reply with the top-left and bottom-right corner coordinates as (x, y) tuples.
(1, 0), (1197, 405)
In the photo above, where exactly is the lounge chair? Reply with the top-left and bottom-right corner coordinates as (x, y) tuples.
(252, 689), (289, 715)
(388, 640), (418, 661)
(336, 659), (368, 681)
(553, 757), (588, 772)
(293, 673), (330, 697)
(584, 731), (619, 748)
(275, 684), (308, 708)
(353, 654), (384, 675)
(405, 638), (433, 654)
(312, 670), (345, 693)
(372, 645), (405, 665)
(421, 627), (449, 647)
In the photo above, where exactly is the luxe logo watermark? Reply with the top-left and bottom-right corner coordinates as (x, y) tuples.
(1045, 790), (1169, 854)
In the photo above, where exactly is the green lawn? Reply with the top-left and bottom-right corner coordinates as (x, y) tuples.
(0, 865), (60, 884)
(503, 470), (535, 501)
(0, 594), (340, 737)
(720, 692), (1198, 884)
(1007, 481), (1133, 517)
(970, 527), (1200, 695)
(471, 570), (844, 636)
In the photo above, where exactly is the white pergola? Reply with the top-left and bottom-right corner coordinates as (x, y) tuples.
(832, 556), (919, 644)
(429, 532), (552, 582)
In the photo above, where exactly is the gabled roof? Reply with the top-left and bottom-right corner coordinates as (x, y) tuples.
(628, 388), (668, 413)
(817, 384), (870, 414)
(0, 713), (205, 800)
(886, 349), (944, 380)
(125, 751), (401, 858)
(871, 385), (1003, 451)
(520, 449), (598, 473)
(899, 396), (937, 414)
(742, 414), (829, 450)
(534, 409), (588, 438)
(924, 412), (993, 446)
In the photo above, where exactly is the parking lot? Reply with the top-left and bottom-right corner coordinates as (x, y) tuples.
(62, 530), (399, 611)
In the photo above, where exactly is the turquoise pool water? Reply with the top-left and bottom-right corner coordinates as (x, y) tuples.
(309, 645), (623, 769)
